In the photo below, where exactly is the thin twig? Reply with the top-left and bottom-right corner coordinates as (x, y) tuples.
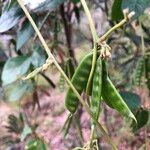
(80, 0), (98, 42)
(80, 0), (98, 94)
(98, 10), (135, 43)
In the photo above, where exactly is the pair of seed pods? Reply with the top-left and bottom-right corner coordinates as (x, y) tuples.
(65, 52), (136, 121)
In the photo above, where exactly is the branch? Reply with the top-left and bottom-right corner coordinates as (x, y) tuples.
(98, 9), (135, 43)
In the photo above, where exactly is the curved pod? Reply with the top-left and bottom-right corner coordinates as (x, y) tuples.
(65, 52), (93, 114)
(102, 61), (136, 121)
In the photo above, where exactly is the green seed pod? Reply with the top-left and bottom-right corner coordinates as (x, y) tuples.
(134, 57), (144, 86)
(65, 52), (93, 114)
(91, 56), (102, 121)
(102, 61), (136, 121)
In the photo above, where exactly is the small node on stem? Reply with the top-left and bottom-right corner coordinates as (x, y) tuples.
(128, 11), (135, 19)
(46, 57), (54, 65)
(42, 57), (54, 71)
(123, 8), (129, 15)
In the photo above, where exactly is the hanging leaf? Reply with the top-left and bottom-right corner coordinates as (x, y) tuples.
(34, 0), (66, 12)
(31, 46), (47, 68)
(131, 108), (149, 131)
(16, 19), (35, 50)
(1, 56), (31, 85)
(4, 81), (33, 101)
(122, 0), (150, 19)
(111, 0), (123, 21)
(120, 91), (141, 112)
(0, 1), (24, 33)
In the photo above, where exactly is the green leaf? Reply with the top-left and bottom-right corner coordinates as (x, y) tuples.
(34, 0), (66, 12)
(21, 123), (32, 141)
(131, 108), (149, 131)
(25, 139), (47, 150)
(31, 46), (47, 68)
(16, 19), (35, 50)
(122, 0), (150, 19)
(72, 0), (80, 4)
(4, 81), (33, 101)
(1, 56), (31, 85)
(120, 91), (141, 112)
(0, 1), (23, 33)
(111, 0), (124, 21)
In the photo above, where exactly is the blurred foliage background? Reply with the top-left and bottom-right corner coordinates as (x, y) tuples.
(0, 0), (150, 149)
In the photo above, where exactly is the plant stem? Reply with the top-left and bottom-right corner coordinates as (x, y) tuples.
(80, 0), (98, 42)
(98, 18), (128, 43)
(80, 0), (98, 94)
(89, 125), (95, 147)
(17, 0), (117, 149)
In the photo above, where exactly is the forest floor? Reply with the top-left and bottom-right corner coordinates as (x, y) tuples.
(0, 84), (150, 150)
